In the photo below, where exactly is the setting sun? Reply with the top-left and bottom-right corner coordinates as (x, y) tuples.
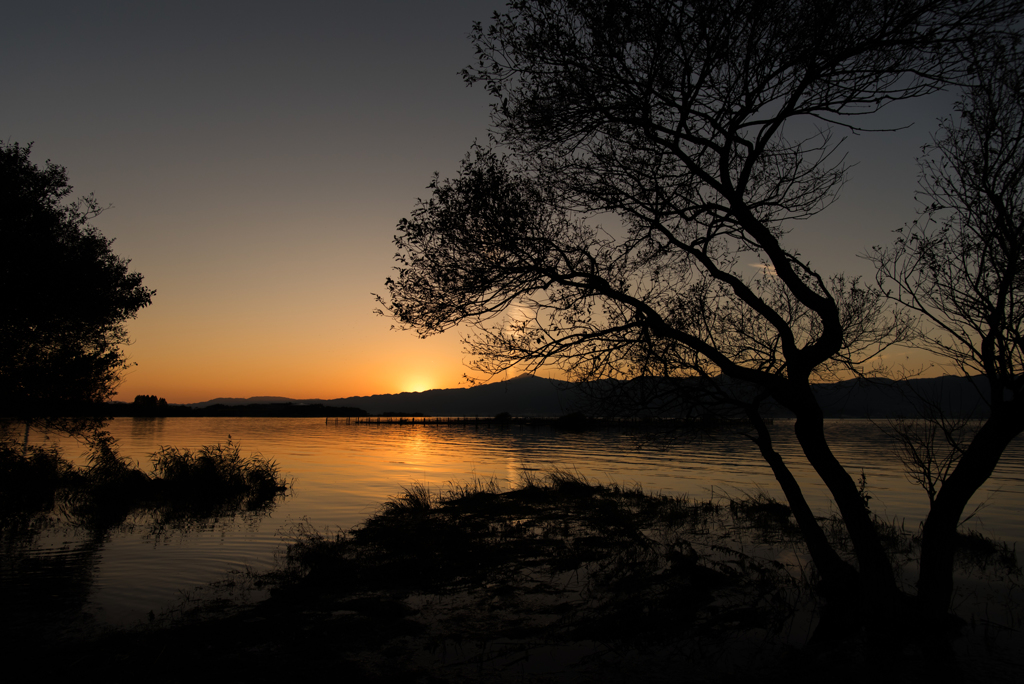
(401, 377), (437, 394)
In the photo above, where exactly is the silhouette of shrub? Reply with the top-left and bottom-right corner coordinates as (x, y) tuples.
(151, 439), (286, 505)
(2, 433), (288, 534)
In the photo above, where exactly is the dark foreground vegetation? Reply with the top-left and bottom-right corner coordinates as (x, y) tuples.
(12, 398), (370, 418)
(109, 398), (370, 418)
(5, 471), (1019, 684)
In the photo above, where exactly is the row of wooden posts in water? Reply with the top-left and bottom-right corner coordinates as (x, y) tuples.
(330, 415), (549, 426)
(327, 414), (766, 427)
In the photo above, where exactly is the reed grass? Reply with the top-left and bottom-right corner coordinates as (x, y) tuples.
(380, 482), (433, 513)
(954, 528), (1020, 575)
(1, 433), (289, 534)
(438, 475), (501, 504)
(151, 439), (286, 502)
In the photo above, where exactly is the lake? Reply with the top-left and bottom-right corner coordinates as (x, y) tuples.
(12, 416), (1024, 629)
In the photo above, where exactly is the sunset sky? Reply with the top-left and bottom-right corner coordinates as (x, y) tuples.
(4, 1), (955, 404)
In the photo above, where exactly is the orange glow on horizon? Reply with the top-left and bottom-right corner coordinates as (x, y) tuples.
(114, 302), (952, 405)
(399, 377), (439, 394)
(115, 362), (469, 405)
(114, 317), (474, 404)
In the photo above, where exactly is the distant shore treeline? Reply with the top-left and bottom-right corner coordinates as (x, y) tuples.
(106, 400), (370, 418)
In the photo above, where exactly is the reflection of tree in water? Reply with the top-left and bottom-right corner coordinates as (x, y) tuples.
(129, 414), (168, 444)
(0, 434), (288, 636)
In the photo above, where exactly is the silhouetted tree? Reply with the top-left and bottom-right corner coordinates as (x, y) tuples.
(870, 37), (1024, 617)
(0, 142), (154, 437)
(131, 394), (168, 416)
(379, 0), (1022, 648)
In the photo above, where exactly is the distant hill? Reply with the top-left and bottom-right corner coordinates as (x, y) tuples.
(188, 375), (585, 417)
(180, 374), (993, 419)
(802, 375), (990, 419)
(191, 396), (303, 408)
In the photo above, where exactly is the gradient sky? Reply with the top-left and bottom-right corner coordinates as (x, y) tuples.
(3, 1), (956, 403)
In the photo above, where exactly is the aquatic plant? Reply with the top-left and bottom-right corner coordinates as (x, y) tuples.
(2, 433), (289, 537)
(85, 430), (141, 483)
(379, 482), (433, 513)
(437, 475), (501, 504)
(150, 439), (286, 504)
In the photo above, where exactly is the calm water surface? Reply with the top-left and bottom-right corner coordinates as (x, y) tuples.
(17, 417), (1024, 628)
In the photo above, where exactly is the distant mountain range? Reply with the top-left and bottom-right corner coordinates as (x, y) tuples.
(181, 373), (993, 419)
(189, 374), (581, 416)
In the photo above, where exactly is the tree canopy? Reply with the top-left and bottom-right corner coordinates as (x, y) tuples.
(380, 0), (1024, 651)
(874, 41), (1023, 399)
(0, 142), (154, 429)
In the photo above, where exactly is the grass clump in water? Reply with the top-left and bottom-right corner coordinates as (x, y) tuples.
(151, 439), (286, 506)
(1, 432), (289, 535)
(380, 481), (434, 513)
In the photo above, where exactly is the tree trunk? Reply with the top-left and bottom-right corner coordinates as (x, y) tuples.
(786, 390), (903, 633)
(918, 406), (1023, 617)
(746, 408), (864, 639)
(746, 410), (858, 589)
